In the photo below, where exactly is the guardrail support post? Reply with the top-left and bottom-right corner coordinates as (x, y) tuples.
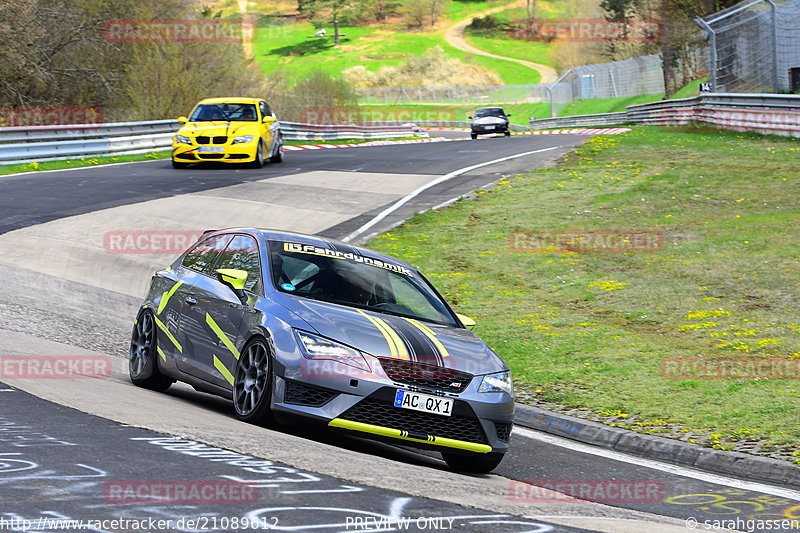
(695, 17), (717, 92)
(765, 0), (779, 93)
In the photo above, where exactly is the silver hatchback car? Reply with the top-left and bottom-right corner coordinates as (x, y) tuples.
(129, 229), (514, 472)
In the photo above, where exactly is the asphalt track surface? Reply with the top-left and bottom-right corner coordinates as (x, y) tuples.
(1, 133), (798, 533)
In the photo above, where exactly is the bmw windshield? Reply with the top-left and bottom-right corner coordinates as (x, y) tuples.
(189, 103), (258, 122)
(269, 240), (458, 327)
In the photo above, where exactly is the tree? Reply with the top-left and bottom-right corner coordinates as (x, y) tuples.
(302, 0), (362, 46)
(526, 0), (537, 37)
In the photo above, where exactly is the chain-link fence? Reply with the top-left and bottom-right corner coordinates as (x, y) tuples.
(697, 0), (800, 93)
(354, 85), (550, 106)
(354, 54), (667, 117)
(547, 54), (665, 117)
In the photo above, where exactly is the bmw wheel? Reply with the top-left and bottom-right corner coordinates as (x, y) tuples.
(441, 451), (505, 474)
(251, 141), (264, 169)
(172, 159), (188, 169)
(233, 337), (275, 424)
(129, 309), (174, 391)
(471, 133), (477, 140)
(269, 134), (284, 163)
(504, 130), (511, 137)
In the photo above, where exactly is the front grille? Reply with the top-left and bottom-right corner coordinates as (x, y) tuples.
(379, 358), (473, 393)
(495, 422), (513, 442)
(284, 381), (338, 407)
(195, 136), (228, 145)
(197, 153), (223, 159)
(340, 390), (487, 444)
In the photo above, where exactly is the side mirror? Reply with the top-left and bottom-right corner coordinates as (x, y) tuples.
(506, 113), (512, 117)
(456, 313), (476, 330)
(263, 115), (276, 124)
(467, 116), (473, 119)
(216, 268), (248, 303)
(178, 116), (188, 124)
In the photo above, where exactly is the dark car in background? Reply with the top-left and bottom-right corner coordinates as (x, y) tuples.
(469, 107), (512, 139)
(129, 229), (515, 473)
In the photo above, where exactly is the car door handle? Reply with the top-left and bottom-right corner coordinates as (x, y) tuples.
(185, 297), (197, 305)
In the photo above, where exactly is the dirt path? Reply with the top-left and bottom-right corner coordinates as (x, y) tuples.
(444, 0), (558, 84)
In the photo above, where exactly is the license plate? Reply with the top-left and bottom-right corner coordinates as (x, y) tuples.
(394, 389), (453, 417)
(198, 146), (224, 153)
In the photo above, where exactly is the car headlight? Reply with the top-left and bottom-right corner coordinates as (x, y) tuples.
(294, 330), (369, 371)
(175, 135), (191, 144)
(479, 371), (513, 395)
(232, 135), (254, 144)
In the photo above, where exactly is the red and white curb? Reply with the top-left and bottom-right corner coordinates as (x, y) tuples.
(283, 127), (630, 152)
(283, 137), (452, 151)
(423, 127), (631, 135)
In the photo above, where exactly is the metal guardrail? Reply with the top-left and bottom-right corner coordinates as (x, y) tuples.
(529, 93), (800, 137)
(0, 120), (422, 165)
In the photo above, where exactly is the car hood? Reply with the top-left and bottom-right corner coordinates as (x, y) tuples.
(177, 121), (259, 137)
(273, 294), (507, 375)
(473, 116), (508, 126)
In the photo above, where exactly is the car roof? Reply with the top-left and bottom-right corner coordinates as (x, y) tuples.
(476, 107), (505, 112)
(205, 228), (418, 272)
(196, 97), (262, 105)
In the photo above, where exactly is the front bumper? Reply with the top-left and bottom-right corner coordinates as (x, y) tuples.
(172, 141), (257, 163)
(471, 124), (508, 134)
(271, 370), (514, 454)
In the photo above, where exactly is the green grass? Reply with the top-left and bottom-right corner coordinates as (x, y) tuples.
(0, 151), (170, 176)
(557, 94), (665, 117)
(367, 126), (800, 455)
(252, 0), (559, 85)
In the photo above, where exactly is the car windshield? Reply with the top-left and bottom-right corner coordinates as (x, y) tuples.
(268, 240), (458, 327)
(475, 108), (505, 118)
(189, 103), (258, 122)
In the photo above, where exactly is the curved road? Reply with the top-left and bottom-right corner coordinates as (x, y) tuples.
(444, 1), (558, 84)
(0, 135), (797, 533)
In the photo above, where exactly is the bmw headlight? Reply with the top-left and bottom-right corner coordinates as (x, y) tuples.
(294, 330), (369, 371)
(175, 135), (191, 144)
(479, 371), (513, 395)
(232, 135), (254, 144)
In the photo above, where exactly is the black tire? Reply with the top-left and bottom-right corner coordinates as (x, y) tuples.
(172, 159), (188, 169)
(504, 130), (511, 137)
(129, 309), (174, 392)
(269, 134), (284, 163)
(251, 141), (264, 169)
(233, 336), (275, 425)
(441, 451), (504, 474)
(471, 133), (478, 140)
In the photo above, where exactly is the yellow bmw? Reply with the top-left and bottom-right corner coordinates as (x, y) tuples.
(171, 97), (283, 169)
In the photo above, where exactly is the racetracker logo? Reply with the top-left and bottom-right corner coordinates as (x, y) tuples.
(660, 357), (800, 381)
(509, 479), (663, 504)
(104, 19), (255, 43)
(0, 355), (111, 380)
(301, 107), (457, 126)
(0, 107), (103, 127)
(511, 18), (663, 42)
(104, 480), (258, 504)
(509, 229), (663, 253)
(103, 230), (203, 255)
